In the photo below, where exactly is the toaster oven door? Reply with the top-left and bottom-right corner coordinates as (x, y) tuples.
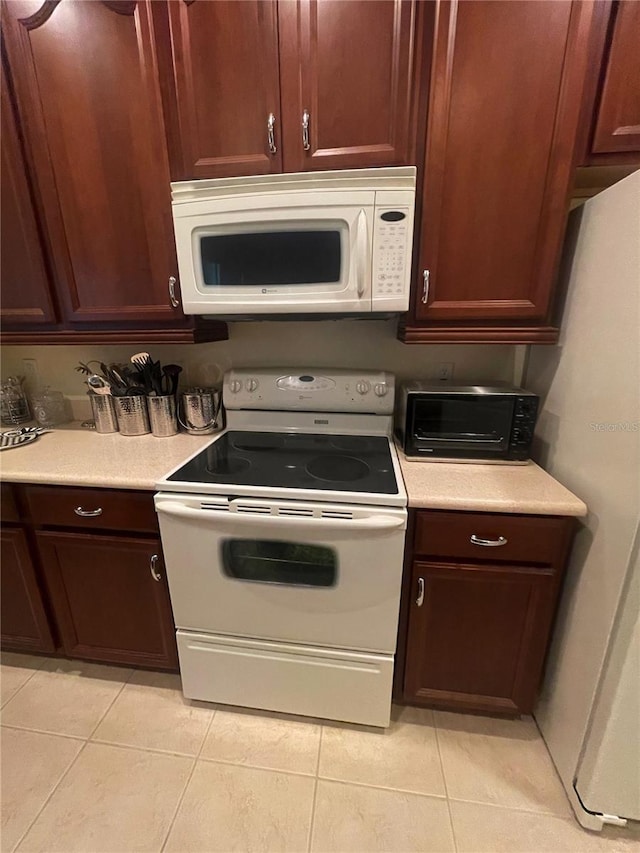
(409, 395), (515, 458)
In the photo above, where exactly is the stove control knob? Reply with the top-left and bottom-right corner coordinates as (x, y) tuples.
(245, 379), (259, 393)
(355, 380), (371, 395)
(228, 379), (243, 393)
(374, 382), (388, 397)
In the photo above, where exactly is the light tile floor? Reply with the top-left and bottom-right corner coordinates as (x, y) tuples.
(1, 653), (639, 853)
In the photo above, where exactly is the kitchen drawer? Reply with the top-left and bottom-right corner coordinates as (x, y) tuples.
(1, 483), (20, 523)
(23, 485), (158, 534)
(414, 510), (571, 566)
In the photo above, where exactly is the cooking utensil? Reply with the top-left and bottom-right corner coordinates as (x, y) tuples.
(162, 364), (182, 397)
(87, 375), (111, 395)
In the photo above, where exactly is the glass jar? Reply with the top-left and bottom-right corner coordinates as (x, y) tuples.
(0, 377), (31, 425)
(30, 387), (68, 428)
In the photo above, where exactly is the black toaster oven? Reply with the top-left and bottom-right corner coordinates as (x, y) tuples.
(396, 384), (539, 462)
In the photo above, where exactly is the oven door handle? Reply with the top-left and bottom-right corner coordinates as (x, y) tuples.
(156, 501), (406, 532)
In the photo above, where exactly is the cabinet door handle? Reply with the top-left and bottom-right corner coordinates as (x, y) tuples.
(302, 109), (310, 151)
(168, 276), (180, 309)
(74, 506), (103, 518)
(470, 534), (508, 547)
(150, 554), (162, 582)
(416, 577), (425, 607)
(267, 112), (277, 154)
(422, 269), (430, 304)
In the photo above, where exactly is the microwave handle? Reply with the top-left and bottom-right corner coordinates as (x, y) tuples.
(356, 209), (368, 298)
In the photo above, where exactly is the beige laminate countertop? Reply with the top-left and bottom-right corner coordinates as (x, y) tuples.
(397, 450), (587, 517)
(0, 424), (587, 517)
(0, 424), (213, 491)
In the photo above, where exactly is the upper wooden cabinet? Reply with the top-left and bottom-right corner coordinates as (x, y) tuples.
(0, 60), (57, 327)
(160, 0), (426, 180)
(278, 0), (423, 172)
(400, 0), (595, 344)
(162, 0), (283, 179)
(2, 0), (181, 327)
(580, 0), (640, 164)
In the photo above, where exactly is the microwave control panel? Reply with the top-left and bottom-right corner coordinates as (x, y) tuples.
(371, 190), (415, 312)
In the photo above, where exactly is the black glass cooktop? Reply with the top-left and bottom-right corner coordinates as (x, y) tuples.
(168, 431), (399, 495)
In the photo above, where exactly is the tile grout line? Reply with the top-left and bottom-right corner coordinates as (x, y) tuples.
(0, 655), (50, 710)
(160, 705), (218, 852)
(0, 722), (86, 742)
(434, 720), (459, 853)
(306, 725), (324, 853)
(10, 672), (132, 852)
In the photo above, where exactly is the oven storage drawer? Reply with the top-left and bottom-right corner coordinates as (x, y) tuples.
(177, 630), (394, 727)
(414, 510), (570, 566)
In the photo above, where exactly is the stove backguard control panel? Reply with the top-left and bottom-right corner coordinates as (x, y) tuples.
(224, 369), (395, 414)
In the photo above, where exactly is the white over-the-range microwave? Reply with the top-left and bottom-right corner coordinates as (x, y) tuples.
(171, 167), (416, 317)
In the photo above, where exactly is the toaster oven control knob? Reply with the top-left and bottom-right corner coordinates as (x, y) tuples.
(374, 382), (388, 397)
(245, 379), (259, 392)
(228, 379), (243, 393)
(355, 380), (371, 395)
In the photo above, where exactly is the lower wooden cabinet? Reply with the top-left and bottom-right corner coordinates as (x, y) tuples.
(0, 526), (56, 653)
(36, 531), (178, 671)
(404, 560), (556, 715)
(0, 483), (178, 671)
(397, 509), (575, 715)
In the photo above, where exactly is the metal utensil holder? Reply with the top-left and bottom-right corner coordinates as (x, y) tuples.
(148, 395), (178, 437)
(89, 394), (118, 434)
(114, 396), (150, 436)
(178, 388), (223, 435)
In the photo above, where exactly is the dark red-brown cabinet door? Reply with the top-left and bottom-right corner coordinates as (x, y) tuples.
(36, 531), (178, 670)
(278, 0), (422, 172)
(0, 61), (57, 327)
(1, 527), (56, 653)
(162, 0), (282, 179)
(414, 0), (593, 324)
(1, 0), (182, 325)
(403, 561), (556, 714)
(591, 0), (640, 156)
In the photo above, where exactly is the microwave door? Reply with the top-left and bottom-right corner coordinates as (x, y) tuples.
(174, 202), (374, 315)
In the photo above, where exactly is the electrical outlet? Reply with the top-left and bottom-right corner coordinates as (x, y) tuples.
(435, 362), (454, 382)
(22, 358), (40, 391)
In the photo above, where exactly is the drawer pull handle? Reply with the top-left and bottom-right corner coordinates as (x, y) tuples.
(150, 554), (162, 582)
(416, 577), (425, 607)
(74, 506), (103, 518)
(470, 534), (508, 547)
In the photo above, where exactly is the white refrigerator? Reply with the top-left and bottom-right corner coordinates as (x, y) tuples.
(525, 170), (640, 830)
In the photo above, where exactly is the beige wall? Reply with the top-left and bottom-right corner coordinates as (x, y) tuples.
(1, 319), (518, 398)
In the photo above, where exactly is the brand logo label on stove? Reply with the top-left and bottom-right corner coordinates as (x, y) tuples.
(314, 418), (329, 425)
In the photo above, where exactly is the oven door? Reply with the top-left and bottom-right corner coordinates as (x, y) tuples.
(155, 495), (407, 654)
(172, 192), (374, 315)
(408, 394), (515, 459)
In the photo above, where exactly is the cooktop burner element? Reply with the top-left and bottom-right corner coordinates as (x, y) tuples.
(168, 430), (399, 495)
(306, 455), (370, 483)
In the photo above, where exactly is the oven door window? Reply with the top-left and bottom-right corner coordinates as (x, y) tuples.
(221, 539), (337, 587)
(199, 228), (342, 287)
(412, 396), (514, 453)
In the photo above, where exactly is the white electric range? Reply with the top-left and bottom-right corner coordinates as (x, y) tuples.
(155, 368), (407, 727)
